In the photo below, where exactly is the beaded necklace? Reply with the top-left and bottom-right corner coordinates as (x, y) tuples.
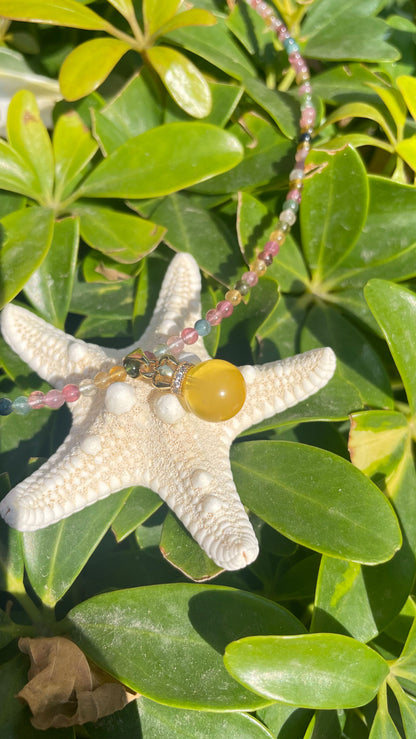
(0, 0), (315, 425)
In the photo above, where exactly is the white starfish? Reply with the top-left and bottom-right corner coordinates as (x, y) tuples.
(0, 253), (335, 571)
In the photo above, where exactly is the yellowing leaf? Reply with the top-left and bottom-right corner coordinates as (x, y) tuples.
(156, 8), (217, 38)
(397, 75), (416, 123)
(143, 0), (181, 37)
(59, 38), (131, 101)
(0, 0), (110, 31)
(396, 136), (416, 172)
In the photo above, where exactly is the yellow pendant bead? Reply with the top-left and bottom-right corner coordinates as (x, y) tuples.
(181, 359), (246, 422)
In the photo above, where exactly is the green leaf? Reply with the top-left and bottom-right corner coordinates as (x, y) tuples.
(243, 77), (299, 140)
(369, 84), (407, 138)
(397, 76), (416, 123)
(79, 122), (243, 198)
(0, 608), (21, 649)
(323, 102), (396, 144)
(23, 489), (129, 606)
(53, 111), (98, 200)
(59, 38), (131, 101)
(112, 486), (162, 542)
(313, 410), (416, 642)
(224, 633), (389, 708)
(393, 617), (416, 678)
(302, 0), (400, 63)
(0, 516), (24, 594)
(67, 584), (305, 709)
(301, 147), (368, 284)
(88, 696), (275, 738)
(365, 280), (416, 415)
(24, 217), (79, 328)
(7, 90), (54, 200)
(0, 206), (54, 308)
(232, 441), (402, 564)
(143, 0), (181, 37)
(393, 689), (416, 739)
(0, 140), (40, 199)
(301, 304), (393, 412)
(166, 23), (256, 80)
(149, 193), (241, 285)
(0, 0), (110, 30)
(76, 202), (165, 263)
(94, 69), (163, 151)
(160, 513), (223, 581)
(146, 45), (211, 118)
(191, 113), (293, 195)
(369, 710), (401, 739)
(332, 177), (416, 288)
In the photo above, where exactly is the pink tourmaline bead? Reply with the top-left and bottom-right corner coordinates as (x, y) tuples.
(28, 391), (45, 409)
(44, 389), (65, 409)
(206, 309), (222, 326)
(278, 26), (290, 41)
(263, 240), (280, 257)
(181, 327), (198, 345)
(62, 384), (81, 402)
(299, 83), (312, 95)
(287, 188), (302, 203)
(217, 300), (234, 317)
(242, 271), (259, 287)
(295, 147), (309, 163)
(167, 335), (185, 354)
(300, 107), (316, 128)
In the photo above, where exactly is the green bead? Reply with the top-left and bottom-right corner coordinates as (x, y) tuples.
(123, 357), (141, 378)
(12, 396), (31, 415)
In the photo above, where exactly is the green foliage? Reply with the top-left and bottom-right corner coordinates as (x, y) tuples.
(0, 0), (416, 736)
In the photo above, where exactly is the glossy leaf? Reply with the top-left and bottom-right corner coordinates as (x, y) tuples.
(332, 177), (416, 288)
(88, 696), (275, 739)
(323, 102), (396, 143)
(155, 8), (217, 38)
(106, 0), (134, 21)
(143, 0), (181, 37)
(52, 111), (98, 199)
(224, 633), (389, 708)
(149, 193), (241, 285)
(24, 217), (79, 327)
(59, 38), (131, 101)
(67, 584), (305, 709)
(146, 46), (211, 118)
(0, 206), (54, 308)
(369, 84), (407, 137)
(369, 709), (401, 738)
(80, 123), (243, 198)
(76, 202), (165, 263)
(7, 90), (54, 199)
(301, 147), (368, 283)
(23, 489), (129, 606)
(112, 486), (162, 542)
(0, 0), (110, 30)
(302, 0), (399, 63)
(396, 136), (416, 172)
(349, 410), (409, 479)
(0, 140), (40, 199)
(95, 70), (163, 151)
(397, 76), (416, 123)
(365, 280), (416, 415)
(160, 513), (223, 581)
(167, 24), (256, 80)
(232, 441), (401, 564)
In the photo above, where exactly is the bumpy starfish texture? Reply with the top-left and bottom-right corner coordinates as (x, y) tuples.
(0, 253), (336, 571)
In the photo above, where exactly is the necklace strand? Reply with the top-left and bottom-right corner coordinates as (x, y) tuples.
(0, 0), (315, 420)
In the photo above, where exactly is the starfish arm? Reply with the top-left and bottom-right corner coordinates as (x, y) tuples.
(1, 304), (111, 387)
(146, 425), (259, 571)
(224, 347), (336, 437)
(121, 252), (210, 361)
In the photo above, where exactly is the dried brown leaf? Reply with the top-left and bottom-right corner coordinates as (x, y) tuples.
(18, 636), (137, 729)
